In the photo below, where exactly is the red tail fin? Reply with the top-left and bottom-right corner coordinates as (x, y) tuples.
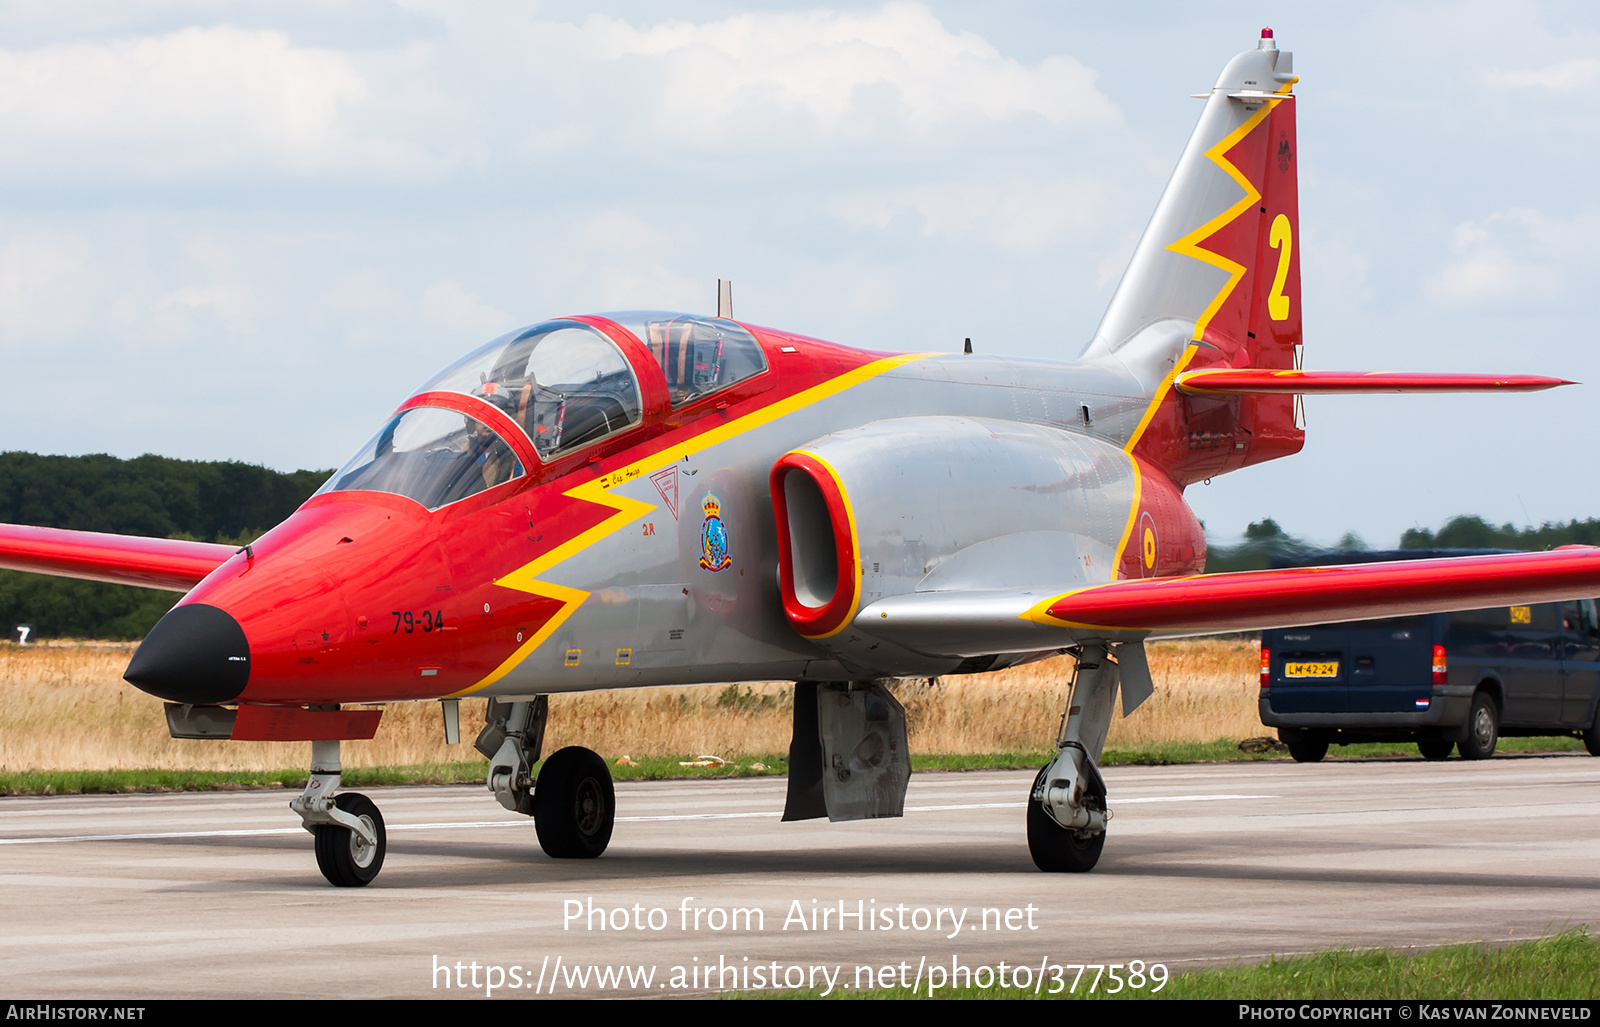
(1085, 31), (1302, 485)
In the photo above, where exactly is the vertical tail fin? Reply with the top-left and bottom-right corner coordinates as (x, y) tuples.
(1089, 29), (1302, 484)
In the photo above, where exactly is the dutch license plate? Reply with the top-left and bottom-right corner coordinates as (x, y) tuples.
(1284, 661), (1339, 678)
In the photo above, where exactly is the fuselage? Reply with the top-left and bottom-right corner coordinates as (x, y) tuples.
(131, 311), (1209, 708)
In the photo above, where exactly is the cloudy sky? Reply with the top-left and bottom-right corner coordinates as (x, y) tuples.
(2, 0), (1597, 548)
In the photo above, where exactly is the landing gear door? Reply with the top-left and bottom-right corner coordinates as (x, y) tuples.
(816, 682), (910, 822)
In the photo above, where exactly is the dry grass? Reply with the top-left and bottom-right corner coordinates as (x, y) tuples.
(0, 639), (1259, 772)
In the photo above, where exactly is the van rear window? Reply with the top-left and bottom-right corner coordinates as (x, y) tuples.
(1452, 607), (1508, 629)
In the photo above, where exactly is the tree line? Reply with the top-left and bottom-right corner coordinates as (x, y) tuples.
(1, 452), (329, 639)
(1205, 515), (1600, 573)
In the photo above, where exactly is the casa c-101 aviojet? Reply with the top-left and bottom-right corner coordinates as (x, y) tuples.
(4, 30), (1597, 886)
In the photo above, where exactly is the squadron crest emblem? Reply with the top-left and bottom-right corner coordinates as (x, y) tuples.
(698, 493), (732, 572)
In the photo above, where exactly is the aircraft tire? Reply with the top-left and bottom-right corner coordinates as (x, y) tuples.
(1416, 734), (1455, 761)
(534, 746), (615, 859)
(1026, 768), (1105, 873)
(313, 792), (386, 887)
(1458, 692), (1499, 761)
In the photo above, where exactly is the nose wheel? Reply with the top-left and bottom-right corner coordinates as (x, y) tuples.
(1028, 786), (1107, 872)
(291, 739), (389, 887)
(534, 746), (615, 859)
(313, 792), (387, 887)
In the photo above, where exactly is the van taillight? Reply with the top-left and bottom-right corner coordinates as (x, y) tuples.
(1260, 646), (1270, 688)
(1432, 644), (1447, 685)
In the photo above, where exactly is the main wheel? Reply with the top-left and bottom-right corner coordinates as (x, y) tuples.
(534, 746), (615, 859)
(1458, 692), (1499, 760)
(1026, 768), (1106, 873)
(1283, 730), (1328, 763)
(313, 792), (386, 887)
(1585, 705), (1600, 758)
(1416, 734), (1455, 761)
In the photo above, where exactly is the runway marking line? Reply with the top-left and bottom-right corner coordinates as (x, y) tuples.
(0, 793), (1273, 846)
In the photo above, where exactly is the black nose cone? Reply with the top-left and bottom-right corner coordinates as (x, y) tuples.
(124, 603), (250, 704)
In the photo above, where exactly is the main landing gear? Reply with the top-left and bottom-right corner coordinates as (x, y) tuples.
(291, 739), (387, 887)
(1029, 644), (1119, 873)
(478, 697), (616, 861)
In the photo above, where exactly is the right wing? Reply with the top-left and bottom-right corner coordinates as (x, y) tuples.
(858, 548), (1600, 657)
(0, 524), (238, 592)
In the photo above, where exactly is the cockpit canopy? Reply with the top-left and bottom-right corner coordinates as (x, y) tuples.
(600, 311), (766, 407)
(419, 319), (644, 458)
(317, 313), (768, 510)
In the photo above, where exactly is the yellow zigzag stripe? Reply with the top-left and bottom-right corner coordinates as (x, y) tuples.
(1164, 81), (1295, 340)
(1121, 83), (1294, 462)
(449, 351), (933, 695)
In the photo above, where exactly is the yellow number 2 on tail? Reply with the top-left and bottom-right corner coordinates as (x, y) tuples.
(1268, 213), (1292, 321)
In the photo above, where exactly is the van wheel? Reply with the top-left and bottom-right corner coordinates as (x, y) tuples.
(1458, 692), (1499, 760)
(1416, 734), (1454, 761)
(1283, 731), (1328, 763)
(1583, 706), (1600, 758)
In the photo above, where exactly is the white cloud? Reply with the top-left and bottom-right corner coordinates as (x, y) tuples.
(832, 177), (1112, 249)
(562, 3), (1117, 143)
(1485, 59), (1600, 91)
(0, 231), (94, 345)
(420, 281), (512, 339)
(0, 25), (464, 182)
(1421, 207), (1597, 309)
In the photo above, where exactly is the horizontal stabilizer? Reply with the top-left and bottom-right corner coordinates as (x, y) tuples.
(0, 524), (237, 592)
(1175, 369), (1574, 395)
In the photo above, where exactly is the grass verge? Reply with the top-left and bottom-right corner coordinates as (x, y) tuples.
(0, 736), (1586, 796)
(749, 928), (1600, 1000)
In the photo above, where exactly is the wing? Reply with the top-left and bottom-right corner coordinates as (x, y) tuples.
(857, 548), (1600, 657)
(0, 524), (238, 592)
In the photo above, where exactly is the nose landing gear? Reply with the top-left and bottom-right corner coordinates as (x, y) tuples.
(1029, 643), (1123, 873)
(291, 739), (388, 887)
(313, 792), (386, 886)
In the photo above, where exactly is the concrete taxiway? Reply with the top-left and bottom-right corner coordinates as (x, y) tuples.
(0, 754), (1597, 998)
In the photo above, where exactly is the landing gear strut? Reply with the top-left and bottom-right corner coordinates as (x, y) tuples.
(291, 739), (387, 887)
(1029, 644), (1119, 873)
(475, 698), (615, 859)
(478, 696), (548, 816)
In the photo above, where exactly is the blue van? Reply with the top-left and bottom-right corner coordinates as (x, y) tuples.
(1258, 550), (1600, 762)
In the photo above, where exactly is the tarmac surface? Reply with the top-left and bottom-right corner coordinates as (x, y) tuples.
(1, 752), (1597, 999)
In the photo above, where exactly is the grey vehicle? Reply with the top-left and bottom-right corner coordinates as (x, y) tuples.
(1260, 550), (1600, 762)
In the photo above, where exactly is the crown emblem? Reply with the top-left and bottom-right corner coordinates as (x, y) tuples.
(699, 492), (731, 572)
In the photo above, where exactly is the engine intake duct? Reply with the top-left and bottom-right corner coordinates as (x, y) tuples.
(770, 452), (858, 639)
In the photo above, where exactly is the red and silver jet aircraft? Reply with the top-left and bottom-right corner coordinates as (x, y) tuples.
(5, 30), (1598, 886)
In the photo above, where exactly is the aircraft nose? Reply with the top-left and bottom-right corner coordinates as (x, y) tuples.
(123, 603), (251, 704)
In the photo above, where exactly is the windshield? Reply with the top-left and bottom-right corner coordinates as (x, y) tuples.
(415, 320), (642, 458)
(316, 407), (523, 510)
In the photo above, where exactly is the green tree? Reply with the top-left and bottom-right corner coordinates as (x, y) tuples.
(0, 452), (330, 639)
